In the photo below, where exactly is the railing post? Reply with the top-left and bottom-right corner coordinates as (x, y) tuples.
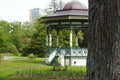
(49, 28), (52, 47)
(76, 33), (78, 47)
(46, 27), (48, 47)
(56, 30), (59, 47)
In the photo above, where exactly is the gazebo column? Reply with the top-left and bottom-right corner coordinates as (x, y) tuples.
(76, 32), (78, 47)
(69, 27), (73, 66)
(56, 30), (59, 47)
(46, 27), (49, 47)
(70, 28), (73, 47)
(49, 28), (52, 47)
(45, 26), (49, 63)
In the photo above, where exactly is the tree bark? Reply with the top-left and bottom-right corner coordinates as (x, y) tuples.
(87, 0), (120, 80)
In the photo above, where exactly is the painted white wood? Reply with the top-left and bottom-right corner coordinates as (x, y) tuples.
(49, 34), (52, 46)
(46, 49), (56, 63)
(46, 34), (48, 46)
(59, 55), (64, 66)
(70, 29), (72, 47)
(71, 59), (86, 66)
(76, 35), (78, 47)
(65, 59), (69, 65)
(57, 36), (59, 46)
(58, 49), (65, 66)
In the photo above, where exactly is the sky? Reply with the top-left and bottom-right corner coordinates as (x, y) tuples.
(0, 0), (88, 22)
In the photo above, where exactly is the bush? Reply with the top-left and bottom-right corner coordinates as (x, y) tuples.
(52, 59), (68, 71)
(64, 65), (68, 71)
(53, 58), (61, 71)
(7, 43), (19, 55)
(28, 53), (36, 60)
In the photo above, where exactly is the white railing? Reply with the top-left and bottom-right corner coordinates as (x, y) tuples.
(57, 48), (88, 56)
(72, 48), (88, 56)
(58, 49), (66, 66)
(45, 48), (88, 65)
(46, 48), (57, 64)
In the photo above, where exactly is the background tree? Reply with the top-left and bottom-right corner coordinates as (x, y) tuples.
(22, 20), (46, 57)
(10, 22), (24, 51)
(22, 21), (35, 38)
(87, 0), (120, 80)
(58, 0), (64, 10)
(44, 0), (64, 15)
(0, 21), (19, 54)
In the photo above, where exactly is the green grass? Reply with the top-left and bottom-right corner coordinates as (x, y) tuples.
(0, 56), (86, 80)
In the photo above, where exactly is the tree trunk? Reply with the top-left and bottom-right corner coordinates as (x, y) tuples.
(87, 0), (120, 80)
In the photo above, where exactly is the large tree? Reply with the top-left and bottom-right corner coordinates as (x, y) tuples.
(87, 0), (120, 80)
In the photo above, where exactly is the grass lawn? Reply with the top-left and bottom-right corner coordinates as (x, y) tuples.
(0, 55), (86, 80)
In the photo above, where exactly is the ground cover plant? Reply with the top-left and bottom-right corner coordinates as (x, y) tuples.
(0, 54), (86, 80)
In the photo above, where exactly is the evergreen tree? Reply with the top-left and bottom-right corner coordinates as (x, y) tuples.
(58, 0), (64, 10)
(0, 20), (19, 54)
(22, 20), (46, 57)
(10, 22), (24, 51)
(44, 0), (64, 15)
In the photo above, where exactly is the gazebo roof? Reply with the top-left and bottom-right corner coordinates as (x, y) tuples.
(40, 0), (88, 23)
(63, 0), (87, 10)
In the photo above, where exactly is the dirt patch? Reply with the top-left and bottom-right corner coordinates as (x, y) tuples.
(3, 56), (14, 60)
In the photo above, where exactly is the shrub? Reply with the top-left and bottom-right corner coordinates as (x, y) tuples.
(63, 65), (68, 71)
(28, 53), (36, 60)
(7, 43), (19, 56)
(53, 58), (61, 71)
(52, 58), (68, 71)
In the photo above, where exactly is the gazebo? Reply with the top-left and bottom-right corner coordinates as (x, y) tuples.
(40, 0), (88, 66)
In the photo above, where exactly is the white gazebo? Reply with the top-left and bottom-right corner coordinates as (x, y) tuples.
(40, 0), (88, 66)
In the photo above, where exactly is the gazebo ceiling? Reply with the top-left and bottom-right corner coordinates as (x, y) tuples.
(40, 0), (88, 23)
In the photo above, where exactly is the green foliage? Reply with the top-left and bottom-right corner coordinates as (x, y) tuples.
(59, 30), (70, 47)
(0, 54), (3, 60)
(22, 21), (36, 38)
(10, 22), (24, 51)
(28, 53), (36, 60)
(0, 20), (27, 54)
(0, 56), (47, 78)
(44, 0), (64, 15)
(59, 29), (76, 48)
(16, 68), (86, 79)
(51, 29), (57, 47)
(0, 54), (3, 65)
(64, 65), (68, 71)
(78, 30), (84, 43)
(52, 58), (61, 71)
(0, 21), (19, 53)
(7, 43), (19, 55)
(22, 20), (46, 57)
(0, 56), (86, 79)
(52, 58), (68, 71)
